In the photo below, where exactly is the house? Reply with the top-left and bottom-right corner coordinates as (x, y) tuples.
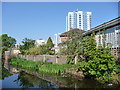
(60, 28), (86, 42)
(58, 17), (120, 58)
(35, 38), (46, 46)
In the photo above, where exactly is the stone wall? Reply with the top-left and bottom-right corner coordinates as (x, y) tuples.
(18, 54), (67, 64)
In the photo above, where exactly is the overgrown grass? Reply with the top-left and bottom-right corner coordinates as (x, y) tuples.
(10, 57), (71, 74)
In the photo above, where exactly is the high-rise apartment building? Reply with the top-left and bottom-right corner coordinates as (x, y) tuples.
(66, 9), (92, 31)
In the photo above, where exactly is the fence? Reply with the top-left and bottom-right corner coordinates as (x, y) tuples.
(18, 54), (67, 64)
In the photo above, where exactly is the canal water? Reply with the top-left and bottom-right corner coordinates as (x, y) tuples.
(1, 65), (120, 89)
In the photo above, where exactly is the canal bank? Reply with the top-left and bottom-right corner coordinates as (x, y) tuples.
(6, 57), (120, 86)
(2, 64), (120, 89)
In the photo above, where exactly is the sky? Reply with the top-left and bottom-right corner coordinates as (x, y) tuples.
(2, 2), (118, 44)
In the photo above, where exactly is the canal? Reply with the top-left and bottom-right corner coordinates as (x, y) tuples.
(1, 64), (120, 89)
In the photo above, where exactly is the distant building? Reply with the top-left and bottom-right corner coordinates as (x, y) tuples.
(54, 33), (61, 46)
(35, 38), (45, 46)
(66, 9), (92, 31)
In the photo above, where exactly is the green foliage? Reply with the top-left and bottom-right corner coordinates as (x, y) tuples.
(59, 30), (119, 82)
(66, 56), (74, 64)
(39, 45), (54, 55)
(26, 46), (41, 55)
(10, 57), (71, 74)
(0, 34), (16, 47)
(1, 67), (13, 80)
(22, 44), (54, 55)
(114, 65), (120, 75)
(79, 36), (118, 82)
(1, 46), (8, 56)
(10, 57), (41, 68)
(38, 63), (70, 74)
(25, 46), (44, 55)
(82, 36), (96, 53)
(0, 34), (16, 57)
(19, 37), (54, 55)
(60, 29), (83, 55)
(46, 37), (54, 49)
(117, 49), (120, 54)
(19, 38), (35, 54)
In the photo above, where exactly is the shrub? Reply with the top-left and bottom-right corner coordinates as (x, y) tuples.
(66, 56), (74, 64)
(79, 36), (119, 82)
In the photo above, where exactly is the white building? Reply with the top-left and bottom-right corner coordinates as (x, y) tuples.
(83, 17), (120, 56)
(95, 28), (120, 49)
(66, 9), (92, 31)
(35, 39), (45, 46)
(54, 33), (61, 46)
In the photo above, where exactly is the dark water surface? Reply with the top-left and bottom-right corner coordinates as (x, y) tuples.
(1, 64), (120, 89)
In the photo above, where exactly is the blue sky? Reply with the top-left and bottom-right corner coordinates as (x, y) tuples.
(2, 2), (118, 44)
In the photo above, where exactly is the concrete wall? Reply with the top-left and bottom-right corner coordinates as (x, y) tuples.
(18, 54), (67, 64)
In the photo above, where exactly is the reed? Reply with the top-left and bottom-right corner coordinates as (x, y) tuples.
(10, 57), (71, 74)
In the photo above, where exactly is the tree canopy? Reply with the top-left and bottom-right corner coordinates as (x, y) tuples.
(0, 34), (16, 48)
(79, 36), (118, 82)
(59, 30), (119, 82)
(20, 37), (54, 55)
(0, 34), (16, 57)
(19, 38), (35, 54)
(59, 29), (83, 55)
(46, 37), (54, 49)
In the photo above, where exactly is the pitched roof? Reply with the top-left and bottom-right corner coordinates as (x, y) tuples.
(60, 28), (86, 37)
(83, 16), (120, 36)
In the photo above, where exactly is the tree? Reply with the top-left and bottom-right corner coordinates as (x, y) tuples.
(25, 45), (47, 55)
(79, 35), (118, 82)
(19, 38), (35, 54)
(46, 37), (54, 50)
(81, 35), (96, 61)
(19, 37), (54, 55)
(0, 34), (16, 48)
(0, 34), (16, 57)
(1, 67), (13, 80)
(60, 29), (83, 55)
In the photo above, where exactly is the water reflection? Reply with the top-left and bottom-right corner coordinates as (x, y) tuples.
(1, 64), (120, 89)
(14, 71), (58, 88)
(0, 66), (12, 80)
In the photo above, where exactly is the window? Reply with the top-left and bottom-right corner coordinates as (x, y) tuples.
(116, 25), (120, 30)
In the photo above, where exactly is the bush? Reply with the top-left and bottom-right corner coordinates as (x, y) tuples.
(79, 36), (119, 82)
(66, 56), (74, 64)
